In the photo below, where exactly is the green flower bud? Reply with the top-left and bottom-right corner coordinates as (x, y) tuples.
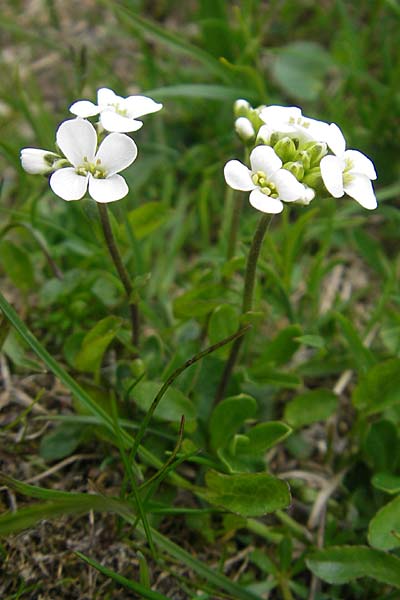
(305, 142), (328, 167)
(297, 150), (311, 171)
(131, 358), (145, 378)
(283, 161), (304, 180)
(303, 166), (323, 190)
(273, 136), (297, 163)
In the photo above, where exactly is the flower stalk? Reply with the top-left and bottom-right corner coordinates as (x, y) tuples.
(97, 203), (140, 349)
(214, 213), (272, 404)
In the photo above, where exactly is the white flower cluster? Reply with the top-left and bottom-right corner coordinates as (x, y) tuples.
(225, 101), (377, 214)
(20, 88), (162, 203)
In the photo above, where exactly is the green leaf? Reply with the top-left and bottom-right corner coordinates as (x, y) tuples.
(335, 313), (375, 374)
(372, 473), (400, 495)
(235, 422), (292, 456)
(202, 470), (291, 517)
(76, 552), (169, 600)
(306, 546), (400, 588)
(74, 316), (122, 373)
(39, 423), (86, 461)
(368, 495), (400, 551)
(146, 84), (257, 102)
(295, 335), (325, 349)
(257, 325), (302, 366)
(208, 305), (239, 358)
(110, 4), (230, 81)
(127, 202), (170, 240)
(284, 389), (338, 428)
(352, 359), (400, 415)
(270, 41), (333, 101)
(0, 240), (35, 291)
(363, 420), (399, 473)
(132, 381), (196, 423)
(250, 365), (301, 388)
(173, 284), (222, 318)
(209, 394), (257, 451)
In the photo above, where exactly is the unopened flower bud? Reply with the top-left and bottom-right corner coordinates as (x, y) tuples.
(20, 148), (59, 174)
(283, 161), (304, 180)
(303, 167), (323, 190)
(273, 136), (297, 162)
(235, 117), (255, 142)
(297, 150), (311, 171)
(234, 99), (251, 117)
(256, 124), (272, 145)
(304, 141), (328, 167)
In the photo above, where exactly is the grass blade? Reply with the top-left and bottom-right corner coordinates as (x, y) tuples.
(76, 552), (169, 600)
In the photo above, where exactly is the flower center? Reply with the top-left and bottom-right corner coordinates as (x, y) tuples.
(343, 157), (354, 185)
(110, 102), (128, 117)
(288, 116), (311, 130)
(251, 170), (278, 197)
(76, 157), (107, 179)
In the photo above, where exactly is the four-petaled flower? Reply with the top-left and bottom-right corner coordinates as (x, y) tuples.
(49, 119), (137, 203)
(224, 145), (311, 214)
(70, 87), (163, 133)
(321, 123), (377, 210)
(258, 105), (330, 146)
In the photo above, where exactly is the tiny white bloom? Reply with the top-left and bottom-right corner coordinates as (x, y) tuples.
(70, 87), (163, 133)
(235, 117), (255, 141)
(49, 119), (137, 203)
(259, 105), (330, 144)
(321, 123), (377, 210)
(20, 148), (59, 174)
(224, 145), (309, 214)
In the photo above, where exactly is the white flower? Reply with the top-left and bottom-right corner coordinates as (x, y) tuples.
(320, 123), (377, 210)
(20, 148), (59, 174)
(259, 105), (330, 144)
(70, 87), (163, 133)
(49, 119), (137, 203)
(224, 145), (309, 214)
(235, 117), (255, 141)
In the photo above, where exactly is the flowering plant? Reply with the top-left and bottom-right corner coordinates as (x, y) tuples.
(228, 101), (377, 213)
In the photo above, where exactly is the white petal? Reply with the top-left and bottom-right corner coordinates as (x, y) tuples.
(249, 189), (283, 214)
(88, 174), (129, 203)
(49, 168), (88, 201)
(100, 110), (143, 133)
(69, 100), (100, 117)
(95, 133), (138, 176)
(250, 145), (282, 176)
(124, 95), (163, 118)
(224, 160), (255, 191)
(56, 119), (97, 167)
(345, 150), (377, 180)
(97, 87), (119, 107)
(344, 174), (377, 210)
(272, 169), (307, 202)
(320, 155), (345, 198)
(327, 123), (346, 156)
(260, 105), (302, 125)
(302, 117), (330, 143)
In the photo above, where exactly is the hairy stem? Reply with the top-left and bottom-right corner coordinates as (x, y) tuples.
(214, 213), (272, 404)
(97, 203), (139, 349)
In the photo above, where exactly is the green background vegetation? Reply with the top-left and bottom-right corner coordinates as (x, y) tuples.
(1, 1), (400, 598)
